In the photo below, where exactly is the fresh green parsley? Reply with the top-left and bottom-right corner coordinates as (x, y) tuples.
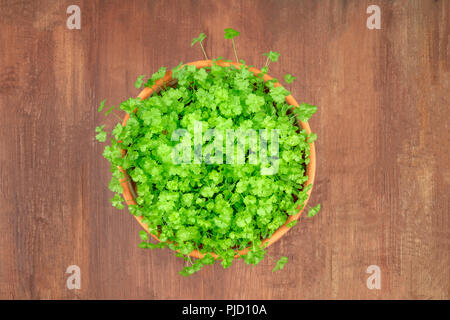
(307, 204), (321, 217)
(97, 99), (106, 112)
(95, 28), (320, 276)
(294, 102), (318, 123)
(134, 75), (146, 89)
(191, 33), (208, 60)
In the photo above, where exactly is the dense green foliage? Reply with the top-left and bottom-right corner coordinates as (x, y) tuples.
(95, 29), (320, 276)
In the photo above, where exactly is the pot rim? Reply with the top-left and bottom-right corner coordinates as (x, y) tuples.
(118, 59), (316, 259)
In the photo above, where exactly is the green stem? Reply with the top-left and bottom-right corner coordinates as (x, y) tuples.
(232, 39), (239, 62)
(264, 57), (269, 67)
(200, 43), (208, 60)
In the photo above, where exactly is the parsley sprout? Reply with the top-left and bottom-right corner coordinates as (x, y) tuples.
(284, 73), (296, 84)
(144, 67), (167, 88)
(95, 125), (107, 142)
(294, 103), (317, 123)
(307, 204), (321, 217)
(134, 75), (146, 89)
(224, 28), (240, 62)
(272, 256), (288, 272)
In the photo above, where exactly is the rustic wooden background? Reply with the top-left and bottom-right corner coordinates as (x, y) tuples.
(0, 0), (448, 300)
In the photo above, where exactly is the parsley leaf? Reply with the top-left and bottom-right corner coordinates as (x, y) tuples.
(263, 51), (280, 63)
(139, 230), (148, 241)
(95, 125), (107, 142)
(98, 99), (106, 112)
(294, 103), (317, 122)
(96, 37), (319, 277)
(284, 74), (296, 84)
(272, 256), (288, 272)
(108, 177), (122, 193)
(224, 28), (240, 62)
(191, 33), (208, 60)
(110, 193), (124, 210)
(134, 75), (146, 89)
(270, 86), (290, 104)
(152, 67), (167, 81)
(144, 67), (167, 88)
(286, 220), (297, 228)
(224, 28), (240, 39)
(191, 33), (207, 47)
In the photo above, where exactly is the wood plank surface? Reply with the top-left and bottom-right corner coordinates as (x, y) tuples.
(0, 0), (448, 299)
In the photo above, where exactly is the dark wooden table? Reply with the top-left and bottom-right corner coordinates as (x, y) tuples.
(0, 0), (448, 299)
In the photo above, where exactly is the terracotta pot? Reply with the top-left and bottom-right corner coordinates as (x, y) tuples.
(119, 60), (316, 259)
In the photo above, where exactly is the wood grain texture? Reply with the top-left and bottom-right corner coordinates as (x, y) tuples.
(0, 0), (448, 299)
